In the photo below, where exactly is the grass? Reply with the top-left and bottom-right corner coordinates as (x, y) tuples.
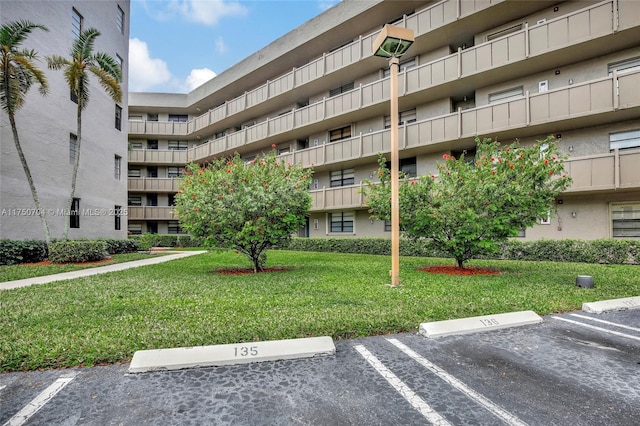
(0, 252), (172, 282)
(1, 249), (638, 372)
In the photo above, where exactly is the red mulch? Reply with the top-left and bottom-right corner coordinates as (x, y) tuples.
(213, 267), (289, 275)
(419, 265), (500, 275)
(20, 258), (113, 266)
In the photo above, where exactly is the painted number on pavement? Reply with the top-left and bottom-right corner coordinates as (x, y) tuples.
(479, 318), (500, 327)
(234, 346), (259, 357)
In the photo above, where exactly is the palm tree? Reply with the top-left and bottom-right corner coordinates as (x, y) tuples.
(0, 20), (51, 244)
(47, 28), (122, 238)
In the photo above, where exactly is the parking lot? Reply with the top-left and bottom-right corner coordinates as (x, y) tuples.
(1, 308), (639, 425)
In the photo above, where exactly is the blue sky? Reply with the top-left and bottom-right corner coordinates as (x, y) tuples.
(129, 0), (340, 93)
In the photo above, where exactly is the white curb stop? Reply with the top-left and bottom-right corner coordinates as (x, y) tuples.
(419, 310), (543, 338)
(582, 296), (640, 314)
(128, 336), (335, 373)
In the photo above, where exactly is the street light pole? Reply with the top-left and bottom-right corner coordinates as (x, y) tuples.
(389, 56), (400, 287)
(372, 24), (414, 288)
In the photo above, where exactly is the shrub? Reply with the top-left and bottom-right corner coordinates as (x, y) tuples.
(280, 237), (639, 265)
(98, 238), (139, 254)
(48, 240), (108, 263)
(0, 240), (48, 265)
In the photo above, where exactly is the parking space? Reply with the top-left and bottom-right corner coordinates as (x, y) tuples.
(1, 309), (639, 425)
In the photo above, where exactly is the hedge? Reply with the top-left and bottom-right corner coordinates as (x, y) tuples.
(48, 240), (109, 263)
(0, 238), (139, 265)
(129, 234), (203, 250)
(278, 238), (640, 265)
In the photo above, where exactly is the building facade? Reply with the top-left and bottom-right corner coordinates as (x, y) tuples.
(128, 0), (640, 240)
(1, 1), (130, 240)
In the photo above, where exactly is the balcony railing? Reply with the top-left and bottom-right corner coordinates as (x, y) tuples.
(127, 206), (177, 220)
(310, 183), (366, 211)
(130, 0), (637, 146)
(128, 149), (188, 164)
(128, 178), (180, 192)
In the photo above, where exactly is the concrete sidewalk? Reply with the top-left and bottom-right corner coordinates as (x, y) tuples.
(0, 251), (208, 291)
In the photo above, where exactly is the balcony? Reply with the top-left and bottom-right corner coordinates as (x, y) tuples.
(127, 206), (177, 220)
(310, 184), (366, 211)
(128, 178), (180, 192)
(128, 149), (188, 165)
(128, 120), (189, 136)
(130, 0), (638, 148)
(564, 149), (640, 194)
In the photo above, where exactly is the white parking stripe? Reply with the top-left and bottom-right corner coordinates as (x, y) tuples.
(3, 373), (77, 426)
(0, 385), (5, 393)
(387, 338), (528, 426)
(354, 344), (452, 426)
(569, 313), (640, 333)
(552, 316), (640, 342)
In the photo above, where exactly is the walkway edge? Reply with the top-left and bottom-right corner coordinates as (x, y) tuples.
(128, 336), (336, 373)
(0, 251), (208, 290)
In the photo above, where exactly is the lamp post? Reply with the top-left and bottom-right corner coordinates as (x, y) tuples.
(372, 24), (414, 287)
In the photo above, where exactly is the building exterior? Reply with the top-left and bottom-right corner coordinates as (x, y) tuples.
(128, 0), (640, 240)
(1, 1), (130, 240)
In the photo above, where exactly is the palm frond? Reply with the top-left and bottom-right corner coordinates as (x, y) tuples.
(89, 65), (122, 103)
(0, 21), (48, 49)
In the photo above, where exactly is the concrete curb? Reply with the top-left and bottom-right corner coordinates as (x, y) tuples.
(0, 251), (208, 290)
(128, 336), (336, 373)
(582, 296), (640, 313)
(419, 311), (543, 338)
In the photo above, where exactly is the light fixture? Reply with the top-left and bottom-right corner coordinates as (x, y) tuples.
(373, 25), (415, 59)
(571, 211), (577, 218)
(372, 24), (415, 288)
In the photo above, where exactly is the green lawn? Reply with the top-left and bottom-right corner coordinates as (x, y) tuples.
(1, 250), (638, 372)
(0, 252), (172, 282)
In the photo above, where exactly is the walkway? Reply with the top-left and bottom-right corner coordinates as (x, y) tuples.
(0, 250), (207, 291)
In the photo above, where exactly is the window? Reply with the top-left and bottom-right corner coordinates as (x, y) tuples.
(489, 86), (523, 103)
(329, 82), (354, 97)
(610, 130), (640, 151)
(116, 5), (125, 34)
(114, 155), (122, 180)
(129, 114), (143, 121)
(147, 113), (158, 122)
(147, 221), (158, 234)
(128, 224), (142, 235)
(115, 54), (123, 72)
(329, 125), (351, 142)
(168, 167), (183, 178)
(147, 166), (158, 178)
(214, 131), (226, 139)
(69, 134), (78, 164)
(128, 167), (141, 178)
(383, 57), (416, 77)
(115, 105), (122, 130)
(330, 169), (355, 187)
(384, 108), (417, 129)
(486, 23), (522, 41)
(385, 157), (417, 178)
(168, 221), (183, 234)
(114, 205), (122, 230)
(168, 193), (176, 206)
(147, 140), (158, 149)
(70, 198), (80, 229)
(72, 8), (83, 39)
(168, 140), (188, 150)
(168, 114), (188, 122)
(70, 88), (78, 104)
(146, 194), (157, 206)
(611, 203), (640, 238)
(608, 57), (640, 75)
(384, 219), (391, 232)
(129, 142), (143, 149)
(128, 196), (142, 206)
(330, 212), (354, 233)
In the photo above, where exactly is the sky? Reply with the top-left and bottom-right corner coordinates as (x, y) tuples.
(129, 0), (341, 93)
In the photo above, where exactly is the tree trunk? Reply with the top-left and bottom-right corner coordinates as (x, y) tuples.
(456, 257), (465, 268)
(8, 112), (51, 245)
(64, 102), (82, 239)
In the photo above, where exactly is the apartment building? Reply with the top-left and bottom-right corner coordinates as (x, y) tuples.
(1, 1), (130, 240)
(128, 0), (640, 240)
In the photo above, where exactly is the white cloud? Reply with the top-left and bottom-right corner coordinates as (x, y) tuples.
(128, 38), (172, 92)
(185, 68), (217, 92)
(215, 36), (227, 54)
(164, 0), (247, 25)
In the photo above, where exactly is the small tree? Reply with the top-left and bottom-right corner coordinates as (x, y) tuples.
(365, 137), (572, 267)
(0, 21), (51, 244)
(175, 151), (313, 272)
